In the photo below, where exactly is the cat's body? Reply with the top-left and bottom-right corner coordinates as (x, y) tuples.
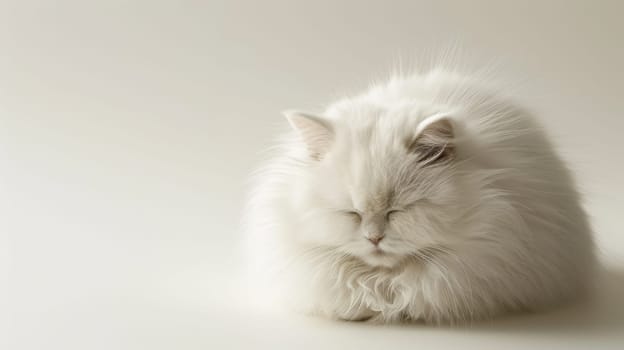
(244, 69), (594, 324)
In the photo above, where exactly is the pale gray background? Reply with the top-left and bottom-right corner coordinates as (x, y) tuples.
(3, 1), (623, 349)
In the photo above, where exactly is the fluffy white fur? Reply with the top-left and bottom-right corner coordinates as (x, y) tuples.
(244, 68), (595, 324)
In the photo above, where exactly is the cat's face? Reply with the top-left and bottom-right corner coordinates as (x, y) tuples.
(288, 108), (462, 268)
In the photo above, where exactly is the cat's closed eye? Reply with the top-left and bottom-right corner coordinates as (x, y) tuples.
(341, 210), (362, 223)
(385, 209), (402, 220)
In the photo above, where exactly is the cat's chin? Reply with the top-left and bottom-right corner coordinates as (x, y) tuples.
(358, 250), (403, 269)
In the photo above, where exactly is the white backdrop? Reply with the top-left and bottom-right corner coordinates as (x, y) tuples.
(3, 1), (624, 349)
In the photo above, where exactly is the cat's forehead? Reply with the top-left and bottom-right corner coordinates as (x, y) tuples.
(344, 154), (418, 209)
(350, 185), (394, 212)
(331, 103), (437, 153)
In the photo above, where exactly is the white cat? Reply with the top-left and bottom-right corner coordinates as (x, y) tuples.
(243, 68), (595, 324)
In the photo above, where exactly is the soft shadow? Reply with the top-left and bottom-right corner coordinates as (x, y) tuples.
(463, 267), (624, 336)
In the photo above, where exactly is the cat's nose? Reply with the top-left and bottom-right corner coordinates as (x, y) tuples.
(366, 235), (384, 246)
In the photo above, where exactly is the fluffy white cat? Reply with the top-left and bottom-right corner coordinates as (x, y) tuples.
(244, 68), (595, 324)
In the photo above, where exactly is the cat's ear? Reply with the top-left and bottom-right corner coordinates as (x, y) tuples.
(284, 110), (334, 160)
(407, 115), (455, 165)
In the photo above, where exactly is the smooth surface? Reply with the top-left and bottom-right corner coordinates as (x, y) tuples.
(3, 1), (623, 349)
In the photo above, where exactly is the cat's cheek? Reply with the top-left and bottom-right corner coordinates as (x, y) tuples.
(329, 221), (359, 245)
(388, 214), (439, 248)
(297, 214), (357, 247)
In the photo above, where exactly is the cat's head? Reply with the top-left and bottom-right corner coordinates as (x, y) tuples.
(286, 104), (467, 268)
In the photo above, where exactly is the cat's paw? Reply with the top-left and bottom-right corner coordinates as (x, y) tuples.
(334, 309), (378, 322)
(338, 314), (375, 322)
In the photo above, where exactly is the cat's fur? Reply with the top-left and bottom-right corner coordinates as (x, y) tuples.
(244, 68), (595, 324)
